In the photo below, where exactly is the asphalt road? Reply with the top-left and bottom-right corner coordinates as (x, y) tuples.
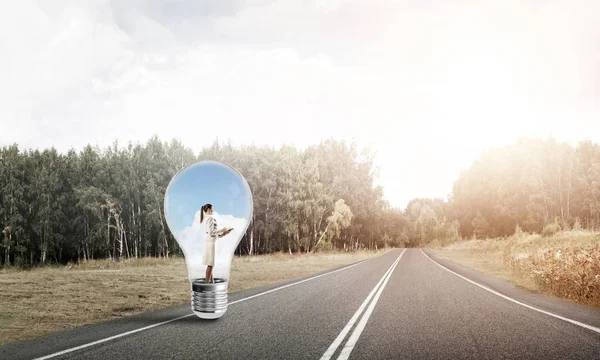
(2, 248), (600, 360)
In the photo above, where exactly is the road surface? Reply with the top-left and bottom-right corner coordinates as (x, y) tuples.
(2, 248), (600, 360)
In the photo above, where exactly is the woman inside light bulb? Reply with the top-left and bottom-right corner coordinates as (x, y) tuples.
(200, 203), (233, 283)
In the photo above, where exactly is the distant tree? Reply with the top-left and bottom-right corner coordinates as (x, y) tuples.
(313, 199), (353, 251)
(472, 212), (490, 239)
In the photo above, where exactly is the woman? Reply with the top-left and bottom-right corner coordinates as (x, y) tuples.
(200, 204), (232, 283)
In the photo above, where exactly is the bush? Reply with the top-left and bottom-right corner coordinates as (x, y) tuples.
(573, 218), (582, 231)
(524, 246), (600, 304)
(514, 224), (526, 237)
(314, 240), (333, 252)
(541, 222), (561, 237)
(472, 213), (490, 239)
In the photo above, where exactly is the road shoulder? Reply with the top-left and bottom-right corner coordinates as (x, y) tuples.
(422, 248), (600, 329)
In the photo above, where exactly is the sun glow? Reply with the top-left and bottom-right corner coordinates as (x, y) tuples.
(2, 0), (600, 209)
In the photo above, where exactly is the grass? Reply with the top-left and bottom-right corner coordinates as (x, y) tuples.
(0, 249), (384, 345)
(432, 230), (600, 307)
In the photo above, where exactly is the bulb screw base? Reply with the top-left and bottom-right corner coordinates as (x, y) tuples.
(191, 278), (228, 319)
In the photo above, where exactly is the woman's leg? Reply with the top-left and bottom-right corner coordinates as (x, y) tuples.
(205, 265), (212, 283)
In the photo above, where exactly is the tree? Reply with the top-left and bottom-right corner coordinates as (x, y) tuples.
(472, 212), (490, 239)
(313, 199), (353, 251)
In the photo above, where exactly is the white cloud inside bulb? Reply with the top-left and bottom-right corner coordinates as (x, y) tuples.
(178, 210), (248, 281)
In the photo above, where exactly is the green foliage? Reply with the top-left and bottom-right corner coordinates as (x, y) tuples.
(0, 136), (401, 266)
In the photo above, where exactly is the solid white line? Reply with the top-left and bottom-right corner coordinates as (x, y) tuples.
(33, 314), (193, 360)
(336, 249), (405, 360)
(420, 248), (600, 334)
(319, 249), (406, 360)
(33, 250), (393, 360)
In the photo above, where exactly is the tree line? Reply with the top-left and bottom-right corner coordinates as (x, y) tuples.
(403, 137), (600, 246)
(450, 137), (600, 238)
(1, 136), (598, 267)
(0, 136), (412, 267)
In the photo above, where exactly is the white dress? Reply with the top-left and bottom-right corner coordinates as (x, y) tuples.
(203, 215), (218, 266)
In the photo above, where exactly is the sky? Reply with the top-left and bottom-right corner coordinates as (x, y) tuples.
(164, 161), (252, 280)
(2, 0), (600, 208)
(177, 210), (249, 281)
(164, 161), (252, 233)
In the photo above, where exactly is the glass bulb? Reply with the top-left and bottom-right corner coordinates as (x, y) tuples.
(163, 160), (253, 319)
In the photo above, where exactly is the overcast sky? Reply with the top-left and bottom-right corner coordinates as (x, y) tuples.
(2, 0), (599, 208)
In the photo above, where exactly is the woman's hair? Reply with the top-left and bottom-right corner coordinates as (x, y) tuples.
(200, 203), (213, 223)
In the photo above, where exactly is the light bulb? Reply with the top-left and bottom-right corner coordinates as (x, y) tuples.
(163, 160), (253, 319)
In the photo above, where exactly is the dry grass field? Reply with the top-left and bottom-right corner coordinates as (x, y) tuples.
(432, 230), (600, 307)
(0, 249), (385, 345)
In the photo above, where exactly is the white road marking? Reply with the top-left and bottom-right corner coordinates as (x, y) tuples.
(229, 250), (390, 306)
(32, 314), (193, 360)
(32, 250), (393, 360)
(320, 249), (405, 360)
(335, 249), (405, 360)
(420, 248), (600, 334)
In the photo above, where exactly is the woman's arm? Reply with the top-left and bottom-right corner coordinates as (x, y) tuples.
(206, 216), (219, 238)
(217, 228), (230, 238)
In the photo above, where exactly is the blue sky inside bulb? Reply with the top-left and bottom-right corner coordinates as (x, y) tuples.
(164, 161), (252, 282)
